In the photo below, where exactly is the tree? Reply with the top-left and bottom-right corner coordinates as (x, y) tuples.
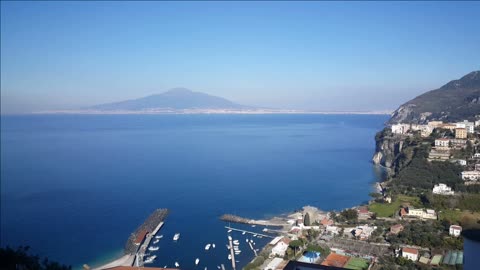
(340, 209), (358, 221)
(304, 213), (311, 226)
(0, 246), (71, 270)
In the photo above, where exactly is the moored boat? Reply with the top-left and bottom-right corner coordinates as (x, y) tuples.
(195, 258), (200, 265)
(148, 246), (159, 251)
(175, 262), (180, 268)
(205, 244), (211, 250)
(173, 233), (180, 241)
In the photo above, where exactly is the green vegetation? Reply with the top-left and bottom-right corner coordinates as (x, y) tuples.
(305, 244), (330, 256)
(303, 212), (311, 226)
(339, 209), (358, 222)
(344, 257), (369, 270)
(369, 195), (421, 217)
(0, 246), (71, 270)
(243, 256), (265, 270)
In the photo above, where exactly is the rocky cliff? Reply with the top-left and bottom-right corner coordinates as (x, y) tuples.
(372, 128), (406, 169)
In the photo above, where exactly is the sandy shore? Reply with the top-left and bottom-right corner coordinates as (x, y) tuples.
(92, 254), (134, 270)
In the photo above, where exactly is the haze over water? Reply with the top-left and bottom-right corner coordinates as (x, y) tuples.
(1, 114), (387, 269)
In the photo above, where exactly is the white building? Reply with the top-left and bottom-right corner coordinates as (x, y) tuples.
(433, 183), (454, 195)
(451, 159), (467, 166)
(350, 224), (377, 240)
(474, 153), (480, 158)
(271, 239), (290, 257)
(391, 124), (410, 134)
(407, 208), (437, 219)
(325, 225), (340, 235)
(402, 248), (419, 261)
(449, 225), (462, 237)
(461, 170), (480, 181)
(435, 138), (450, 148)
(456, 121), (475, 133)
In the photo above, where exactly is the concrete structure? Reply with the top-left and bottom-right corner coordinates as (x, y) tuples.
(402, 247), (419, 261)
(456, 120), (475, 133)
(271, 238), (290, 257)
(450, 139), (467, 149)
(350, 224), (377, 240)
(451, 159), (467, 166)
(428, 121), (443, 129)
(449, 225), (462, 237)
(391, 124), (410, 134)
(455, 128), (467, 139)
(442, 123), (457, 130)
(263, 258), (286, 270)
(407, 208), (437, 219)
(428, 149), (451, 161)
(433, 183), (454, 195)
(390, 224), (404, 234)
(474, 153), (480, 158)
(434, 138), (450, 149)
(325, 225), (340, 235)
(461, 170), (480, 181)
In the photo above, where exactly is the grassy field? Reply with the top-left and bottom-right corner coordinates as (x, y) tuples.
(344, 257), (369, 270)
(439, 209), (480, 224)
(369, 195), (422, 217)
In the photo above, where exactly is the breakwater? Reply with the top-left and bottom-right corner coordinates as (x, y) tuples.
(124, 208), (169, 254)
(220, 214), (287, 226)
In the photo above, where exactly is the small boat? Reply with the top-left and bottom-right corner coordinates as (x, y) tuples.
(205, 244), (211, 250)
(173, 233), (180, 241)
(148, 246), (159, 251)
(228, 254), (232, 260)
(175, 262), (180, 268)
(164, 266), (167, 268)
(226, 245), (230, 250)
(245, 239), (249, 242)
(262, 228), (268, 232)
(235, 251), (241, 255)
(258, 236), (263, 239)
(212, 243), (216, 248)
(155, 235), (163, 239)
(249, 240), (253, 243)
(253, 234), (257, 237)
(205, 268), (207, 270)
(236, 261), (240, 263)
(233, 240), (239, 245)
(227, 229), (232, 233)
(195, 258), (200, 266)
(228, 236), (232, 241)
(153, 239), (160, 244)
(217, 266), (221, 269)
(144, 255), (156, 263)
(242, 232), (246, 235)
(251, 225), (256, 227)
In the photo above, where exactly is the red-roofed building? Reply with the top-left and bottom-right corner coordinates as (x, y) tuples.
(390, 224), (404, 234)
(321, 253), (350, 268)
(320, 217), (334, 226)
(402, 247), (418, 261)
(399, 208), (408, 217)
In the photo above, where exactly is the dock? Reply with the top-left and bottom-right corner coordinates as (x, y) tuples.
(228, 236), (236, 270)
(225, 226), (275, 238)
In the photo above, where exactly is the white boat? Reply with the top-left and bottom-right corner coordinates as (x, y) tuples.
(148, 246), (159, 251)
(173, 233), (180, 241)
(228, 254), (232, 260)
(249, 240), (253, 243)
(212, 243), (215, 248)
(233, 246), (239, 250)
(205, 244), (211, 250)
(195, 258), (200, 266)
(175, 262), (180, 268)
(258, 236), (263, 239)
(235, 251), (241, 255)
(251, 225), (256, 227)
(144, 259), (154, 264)
(253, 234), (257, 237)
(235, 261), (240, 263)
(262, 228), (268, 232)
(233, 240), (239, 245)
(204, 267), (207, 270)
(155, 235), (163, 239)
(228, 236), (232, 241)
(164, 266), (167, 268)
(217, 266), (221, 269)
(245, 239), (249, 242)
(153, 239), (160, 244)
(227, 229), (232, 233)
(242, 232), (246, 235)
(144, 255), (156, 263)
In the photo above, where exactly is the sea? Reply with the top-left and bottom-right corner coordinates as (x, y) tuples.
(0, 114), (388, 269)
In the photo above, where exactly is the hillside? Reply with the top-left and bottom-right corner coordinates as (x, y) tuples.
(89, 88), (249, 111)
(388, 71), (480, 124)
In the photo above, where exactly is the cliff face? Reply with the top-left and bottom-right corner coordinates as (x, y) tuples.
(372, 128), (406, 168)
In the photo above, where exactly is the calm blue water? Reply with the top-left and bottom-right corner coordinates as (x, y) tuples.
(1, 114), (387, 269)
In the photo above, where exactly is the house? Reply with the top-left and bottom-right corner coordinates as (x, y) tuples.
(390, 224), (404, 234)
(428, 121), (443, 129)
(461, 170), (480, 181)
(441, 123), (457, 130)
(433, 183), (454, 195)
(357, 206), (372, 220)
(456, 120), (475, 133)
(399, 207), (408, 217)
(271, 238), (290, 256)
(474, 153), (480, 158)
(320, 217), (334, 226)
(350, 224), (377, 240)
(384, 196), (392, 203)
(435, 138), (450, 149)
(449, 225), (462, 237)
(450, 159), (467, 166)
(450, 139), (467, 149)
(391, 124), (410, 134)
(407, 208), (437, 219)
(455, 128), (467, 139)
(325, 225), (340, 235)
(402, 247), (419, 261)
(321, 253), (350, 268)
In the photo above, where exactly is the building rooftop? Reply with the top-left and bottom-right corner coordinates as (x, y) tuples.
(321, 253), (350, 268)
(402, 247), (418, 255)
(135, 230), (148, 244)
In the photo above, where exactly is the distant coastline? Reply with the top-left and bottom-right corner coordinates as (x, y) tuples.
(28, 109), (392, 115)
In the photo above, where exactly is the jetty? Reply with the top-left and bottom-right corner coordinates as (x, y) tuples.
(220, 214), (288, 226)
(225, 226), (275, 238)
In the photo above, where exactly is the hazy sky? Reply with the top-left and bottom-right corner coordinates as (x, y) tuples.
(1, 1), (479, 113)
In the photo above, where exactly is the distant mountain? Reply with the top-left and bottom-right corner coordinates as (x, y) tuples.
(389, 71), (480, 124)
(89, 88), (250, 111)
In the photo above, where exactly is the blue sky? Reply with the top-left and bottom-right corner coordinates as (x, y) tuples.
(1, 1), (479, 113)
